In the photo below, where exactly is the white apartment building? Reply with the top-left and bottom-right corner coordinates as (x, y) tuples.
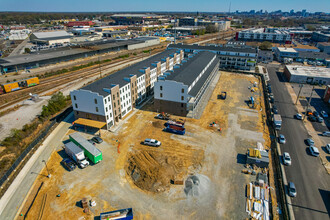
(70, 49), (184, 130)
(236, 28), (293, 43)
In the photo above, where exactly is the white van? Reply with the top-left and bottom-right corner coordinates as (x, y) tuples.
(322, 131), (330, 137)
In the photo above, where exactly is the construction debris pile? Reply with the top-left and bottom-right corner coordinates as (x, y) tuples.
(246, 180), (270, 220)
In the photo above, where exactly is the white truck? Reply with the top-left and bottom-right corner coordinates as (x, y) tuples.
(64, 141), (89, 168)
(273, 114), (282, 130)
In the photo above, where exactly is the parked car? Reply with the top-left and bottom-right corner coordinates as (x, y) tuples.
(61, 158), (76, 171)
(143, 138), (161, 147)
(278, 134), (286, 144)
(306, 138), (315, 146)
(88, 139), (96, 145)
(269, 94), (274, 103)
(326, 144), (330, 154)
(320, 111), (328, 118)
(91, 136), (103, 144)
(268, 87), (272, 93)
(295, 113), (303, 120)
(322, 131), (330, 137)
(272, 105), (278, 114)
(288, 182), (297, 197)
(306, 109), (313, 116)
(309, 146), (320, 157)
(313, 111), (320, 117)
(308, 115), (317, 122)
(317, 116), (324, 123)
(283, 152), (292, 165)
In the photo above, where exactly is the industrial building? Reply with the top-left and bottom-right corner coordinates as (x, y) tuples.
(312, 32), (330, 42)
(236, 28), (293, 43)
(8, 29), (31, 40)
(167, 43), (258, 70)
(0, 38), (160, 73)
(317, 42), (330, 54)
(110, 14), (162, 25)
(70, 49), (184, 130)
(284, 65), (330, 84)
(257, 50), (273, 63)
(154, 51), (219, 117)
(29, 31), (73, 45)
(65, 21), (95, 27)
(274, 47), (299, 62)
(178, 17), (198, 26)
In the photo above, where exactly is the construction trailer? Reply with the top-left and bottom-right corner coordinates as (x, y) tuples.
(69, 132), (103, 164)
(246, 148), (269, 168)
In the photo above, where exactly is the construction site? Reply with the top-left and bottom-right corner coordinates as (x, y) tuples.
(15, 71), (275, 219)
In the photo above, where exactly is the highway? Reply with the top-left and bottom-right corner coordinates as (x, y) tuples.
(267, 64), (330, 220)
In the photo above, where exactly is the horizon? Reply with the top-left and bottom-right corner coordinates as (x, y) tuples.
(1, 0), (330, 13)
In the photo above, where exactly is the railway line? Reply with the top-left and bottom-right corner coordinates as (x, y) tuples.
(0, 32), (235, 110)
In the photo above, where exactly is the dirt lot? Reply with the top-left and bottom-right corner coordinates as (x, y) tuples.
(18, 72), (271, 220)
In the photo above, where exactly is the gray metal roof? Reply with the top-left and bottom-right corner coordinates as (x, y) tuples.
(298, 51), (330, 60)
(164, 51), (216, 87)
(0, 47), (90, 67)
(168, 43), (258, 54)
(64, 141), (84, 155)
(69, 132), (101, 157)
(81, 49), (178, 97)
(188, 58), (219, 97)
(31, 31), (72, 39)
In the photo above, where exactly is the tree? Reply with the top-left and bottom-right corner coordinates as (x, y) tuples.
(205, 24), (218, 33)
(259, 41), (272, 50)
(24, 48), (31, 54)
(306, 25), (316, 31)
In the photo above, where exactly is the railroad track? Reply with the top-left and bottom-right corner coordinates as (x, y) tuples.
(0, 48), (164, 109)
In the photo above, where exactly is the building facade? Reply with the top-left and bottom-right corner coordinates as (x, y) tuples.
(70, 49), (184, 130)
(284, 65), (330, 84)
(154, 51), (219, 117)
(236, 28), (293, 43)
(274, 47), (299, 62)
(168, 43), (258, 70)
(312, 32), (330, 42)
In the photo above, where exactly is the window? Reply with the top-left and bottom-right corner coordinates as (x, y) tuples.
(113, 95), (115, 100)
(181, 103), (184, 107)
(160, 93), (163, 98)
(96, 107), (99, 112)
(94, 99), (97, 104)
(108, 97), (110, 102)
(75, 103), (78, 108)
(181, 88), (184, 93)
(73, 95), (76, 100)
(114, 103), (116, 107)
(160, 86), (163, 90)
(107, 115), (109, 120)
(181, 96), (184, 101)
(117, 92), (119, 98)
(105, 99), (107, 104)
(115, 110), (117, 115)
(110, 113), (112, 117)
(106, 107), (108, 112)
(117, 100), (120, 105)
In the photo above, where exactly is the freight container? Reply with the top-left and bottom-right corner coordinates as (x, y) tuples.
(3, 82), (20, 93)
(26, 77), (39, 87)
(100, 208), (133, 220)
(0, 86), (4, 95)
(69, 132), (103, 164)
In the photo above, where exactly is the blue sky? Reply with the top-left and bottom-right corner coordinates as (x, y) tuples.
(1, 0), (330, 12)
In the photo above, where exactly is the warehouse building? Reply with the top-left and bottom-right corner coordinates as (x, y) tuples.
(284, 65), (330, 84)
(312, 32), (330, 42)
(0, 38), (160, 73)
(70, 49), (184, 129)
(274, 47), (299, 62)
(168, 43), (258, 70)
(154, 51), (219, 117)
(29, 31), (72, 45)
(65, 21), (95, 27)
(236, 28), (293, 43)
(111, 14), (162, 25)
(317, 42), (330, 54)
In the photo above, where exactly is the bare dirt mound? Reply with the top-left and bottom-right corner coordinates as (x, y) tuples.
(126, 148), (204, 193)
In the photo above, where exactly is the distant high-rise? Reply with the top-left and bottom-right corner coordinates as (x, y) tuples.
(302, 9), (307, 17)
(290, 9), (294, 15)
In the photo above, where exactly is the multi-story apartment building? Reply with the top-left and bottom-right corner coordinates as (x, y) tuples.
(70, 49), (184, 130)
(167, 43), (258, 70)
(236, 28), (293, 43)
(154, 51), (219, 117)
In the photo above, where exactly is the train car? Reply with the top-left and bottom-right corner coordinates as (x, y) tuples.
(0, 86), (4, 95)
(26, 77), (39, 87)
(3, 82), (20, 93)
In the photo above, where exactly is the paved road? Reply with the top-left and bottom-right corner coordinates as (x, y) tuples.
(0, 113), (74, 220)
(267, 64), (330, 220)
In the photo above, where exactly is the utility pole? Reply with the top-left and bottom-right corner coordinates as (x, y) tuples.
(303, 85), (314, 121)
(98, 56), (101, 78)
(295, 84), (303, 105)
(42, 160), (51, 178)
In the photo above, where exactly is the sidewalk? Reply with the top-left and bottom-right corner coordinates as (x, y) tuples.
(285, 83), (330, 174)
(0, 113), (74, 220)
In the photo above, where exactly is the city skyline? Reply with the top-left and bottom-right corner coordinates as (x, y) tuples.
(1, 0), (330, 13)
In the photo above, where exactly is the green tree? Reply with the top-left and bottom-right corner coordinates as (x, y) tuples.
(259, 41), (272, 50)
(24, 48), (31, 53)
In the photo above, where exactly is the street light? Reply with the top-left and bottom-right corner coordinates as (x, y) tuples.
(42, 160), (51, 178)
